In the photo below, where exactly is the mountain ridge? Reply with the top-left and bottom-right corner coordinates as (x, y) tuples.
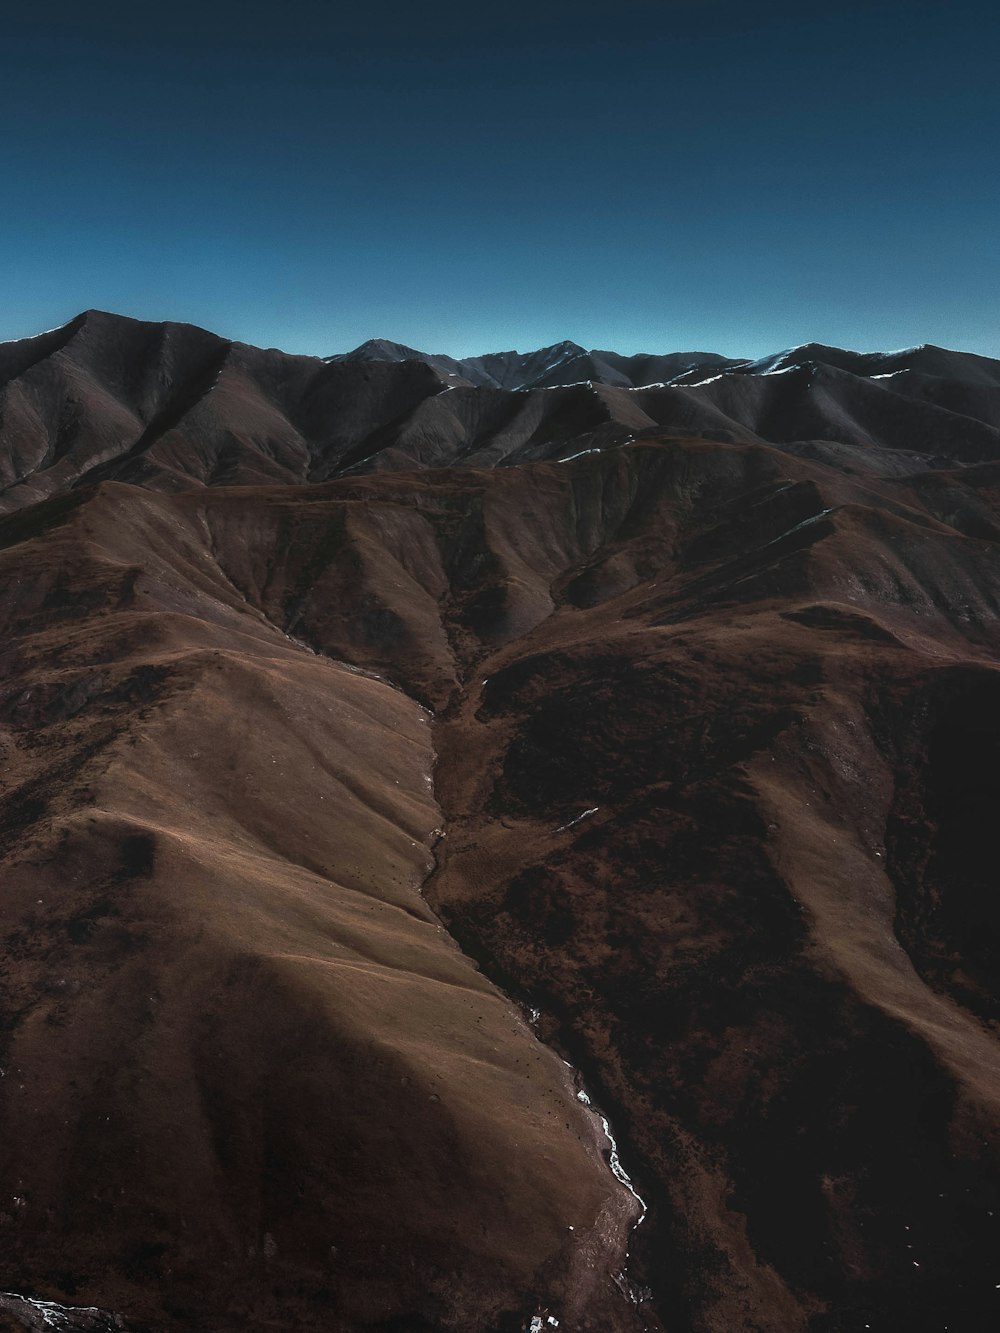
(1, 310), (1000, 519)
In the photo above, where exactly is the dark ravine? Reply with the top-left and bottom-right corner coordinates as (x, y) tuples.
(3, 316), (1000, 1329)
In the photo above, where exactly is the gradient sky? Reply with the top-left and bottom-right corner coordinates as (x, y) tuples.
(1, 0), (997, 358)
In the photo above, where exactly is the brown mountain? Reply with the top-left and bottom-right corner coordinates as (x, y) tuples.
(2, 314), (1000, 1331)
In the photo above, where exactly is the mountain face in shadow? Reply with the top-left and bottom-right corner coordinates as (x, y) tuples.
(2, 312), (1000, 1331)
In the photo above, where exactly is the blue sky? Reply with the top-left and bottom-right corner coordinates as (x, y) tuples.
(1, 0), (997, 358)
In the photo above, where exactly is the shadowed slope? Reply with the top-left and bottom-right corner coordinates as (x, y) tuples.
(411, 443), (1000, 1330)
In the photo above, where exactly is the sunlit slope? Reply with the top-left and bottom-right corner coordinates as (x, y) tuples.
(0, 484), (642, 1331)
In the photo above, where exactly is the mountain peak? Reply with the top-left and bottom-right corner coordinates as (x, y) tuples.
(341, 337), (426, 361)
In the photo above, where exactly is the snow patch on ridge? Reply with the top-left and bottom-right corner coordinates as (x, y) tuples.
(761, 363), (806, 376)
(683, 372), (727, 387)
(555, 806), (599, 831)
(0, 326), (63, 346)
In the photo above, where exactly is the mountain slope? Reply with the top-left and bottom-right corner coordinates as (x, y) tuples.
(0, 479), (644, 1331)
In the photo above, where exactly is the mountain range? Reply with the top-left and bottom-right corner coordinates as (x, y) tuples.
(2, 311), (1000, 1332)
(4, 312), (1000, 520)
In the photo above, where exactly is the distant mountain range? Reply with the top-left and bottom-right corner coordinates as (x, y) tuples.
(327, 336), (736, 391)
(329, 333), (1000, 394)
(2, 310), (1000, 515)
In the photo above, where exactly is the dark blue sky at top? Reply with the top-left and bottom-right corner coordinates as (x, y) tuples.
(1, 0), (997, 358)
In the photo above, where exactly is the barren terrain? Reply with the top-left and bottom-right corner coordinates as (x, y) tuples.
(2, 315), (1000, 1330)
